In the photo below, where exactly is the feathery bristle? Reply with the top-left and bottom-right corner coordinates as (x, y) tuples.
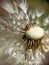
(0, 0), (15, 14)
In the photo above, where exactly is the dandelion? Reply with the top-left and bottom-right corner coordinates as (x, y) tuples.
(0, 0), (49, 65)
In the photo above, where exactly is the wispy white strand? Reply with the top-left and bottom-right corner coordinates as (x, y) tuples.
(0, 18), (8, 26)
(13, 1), (19, 14)
(17, 0), (28, 14)
(36, 8), (45, 17)
(16, 11), (24, 20)
(0, 0), (15, 14)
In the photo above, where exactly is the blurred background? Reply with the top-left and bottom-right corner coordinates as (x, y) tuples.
(28, 0), (49, 10)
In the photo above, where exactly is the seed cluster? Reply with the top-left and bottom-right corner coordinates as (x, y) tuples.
(23, 34), (42, 49)
(20, 23), (47, 52)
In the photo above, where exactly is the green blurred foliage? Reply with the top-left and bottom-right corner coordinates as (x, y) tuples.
(28, 0), (49, 10)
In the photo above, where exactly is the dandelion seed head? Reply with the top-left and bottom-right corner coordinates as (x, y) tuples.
(0, 0), (49, 65)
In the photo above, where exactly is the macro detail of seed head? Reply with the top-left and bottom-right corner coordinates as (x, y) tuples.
(20, 23), (47, 53)
(25, 26), (44, 40)
(0, 0), (49, 65)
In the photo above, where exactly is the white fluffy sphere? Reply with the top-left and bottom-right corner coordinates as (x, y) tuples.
(26, 26), (44, 40)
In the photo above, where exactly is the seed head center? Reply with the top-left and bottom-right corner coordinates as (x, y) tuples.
(25, 26), (44, 40)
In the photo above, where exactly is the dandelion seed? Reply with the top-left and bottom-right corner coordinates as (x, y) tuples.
(18, 0), (28, 14)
